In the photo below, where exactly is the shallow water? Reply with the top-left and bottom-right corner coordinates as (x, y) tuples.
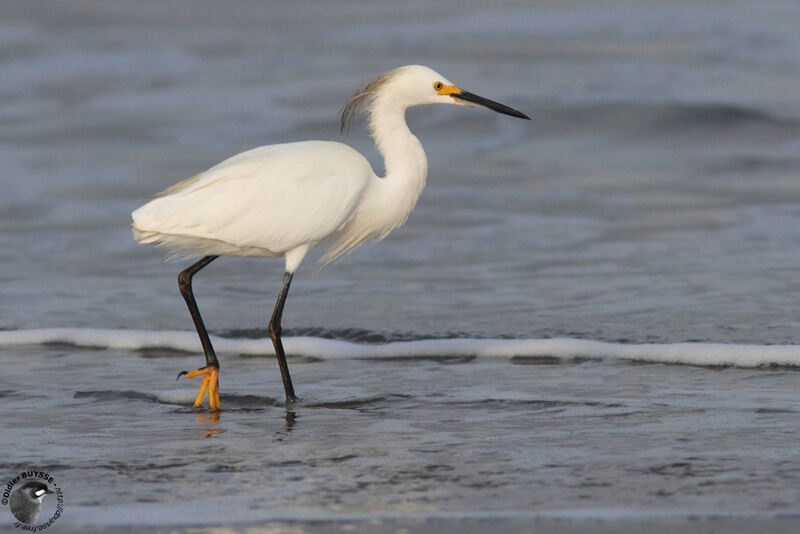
(5, 336), (800, 533)
(2, 0), (800, 532)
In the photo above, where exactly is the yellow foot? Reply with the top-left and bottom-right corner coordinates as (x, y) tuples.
(178, 367), (220, 410)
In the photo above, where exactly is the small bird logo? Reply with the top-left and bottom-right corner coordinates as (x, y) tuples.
(9, 481), (54, 525)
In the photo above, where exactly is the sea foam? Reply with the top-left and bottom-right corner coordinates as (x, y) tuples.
(1, 328), (800, 368)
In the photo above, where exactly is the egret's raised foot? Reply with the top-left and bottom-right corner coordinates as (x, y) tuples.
(177, 367), (220, 411)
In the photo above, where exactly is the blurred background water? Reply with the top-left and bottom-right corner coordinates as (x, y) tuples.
(2, 1), (800, 532)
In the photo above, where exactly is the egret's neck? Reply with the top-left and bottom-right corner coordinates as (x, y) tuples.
(369, 99), (428, 208)
(320, 97), (430, 264)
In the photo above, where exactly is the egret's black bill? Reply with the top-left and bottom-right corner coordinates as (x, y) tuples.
(453, 90), (530, 120)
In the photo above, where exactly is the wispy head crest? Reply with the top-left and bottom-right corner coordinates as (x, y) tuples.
(339, 69), (399, 134)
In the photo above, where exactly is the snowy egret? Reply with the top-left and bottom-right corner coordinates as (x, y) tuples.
(132, 65), (529, 409)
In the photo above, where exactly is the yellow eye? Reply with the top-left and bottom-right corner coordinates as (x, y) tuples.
(433, 81), (444, 91)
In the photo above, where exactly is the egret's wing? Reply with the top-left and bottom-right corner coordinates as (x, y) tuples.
(132, 141), (373, 255)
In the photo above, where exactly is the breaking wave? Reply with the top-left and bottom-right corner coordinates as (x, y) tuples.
(2, 328), (800, 368)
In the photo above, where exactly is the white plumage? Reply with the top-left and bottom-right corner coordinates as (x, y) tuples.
(133, 141), (373, 271)
(131, 65), (529, 408)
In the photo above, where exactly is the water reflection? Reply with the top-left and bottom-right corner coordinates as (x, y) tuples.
(196, 411), (224, 438)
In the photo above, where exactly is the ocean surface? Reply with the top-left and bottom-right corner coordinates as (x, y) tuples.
(2, 1), (800, 532)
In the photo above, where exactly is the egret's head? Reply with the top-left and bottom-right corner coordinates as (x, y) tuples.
(340, 65), (530, 132)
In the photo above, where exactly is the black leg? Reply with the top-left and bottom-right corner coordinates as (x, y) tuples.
(177, 255), (219, 371)
(269, 271), (297, 403)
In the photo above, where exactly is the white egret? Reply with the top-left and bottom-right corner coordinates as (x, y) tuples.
(132, 65), (529, 409)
